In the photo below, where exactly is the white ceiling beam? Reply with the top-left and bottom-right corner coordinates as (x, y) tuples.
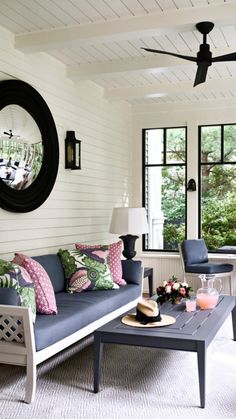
(67, 46), (236, 81)
(15, 3), (236, 53)
(67, 55), (188, 81)
(132, 97), (236, 115)
(104, 77), (236, 101)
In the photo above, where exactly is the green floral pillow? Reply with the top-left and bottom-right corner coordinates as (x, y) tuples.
(0, 259), (36, 322)
(58, 248), (119, 292)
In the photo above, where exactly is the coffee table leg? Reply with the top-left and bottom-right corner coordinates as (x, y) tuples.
(197, 341), (206, 408)
(94, 332), (103, 393)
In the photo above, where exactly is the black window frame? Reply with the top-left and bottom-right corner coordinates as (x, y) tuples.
(198, 123), (236, 253)
(142, 126), (187, 253)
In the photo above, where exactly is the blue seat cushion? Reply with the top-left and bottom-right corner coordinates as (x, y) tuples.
(34, 284), (141, 351)
(182, 239), (208, 266)
(186, 263), (233, 274)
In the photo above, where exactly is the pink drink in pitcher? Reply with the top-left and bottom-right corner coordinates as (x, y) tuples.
(196, 274), (222, 310)
(196, 293), (219, 309)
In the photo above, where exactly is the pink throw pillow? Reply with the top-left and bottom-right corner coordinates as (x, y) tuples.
(75, 241), (126, 286)
(13, 253), (57, 315)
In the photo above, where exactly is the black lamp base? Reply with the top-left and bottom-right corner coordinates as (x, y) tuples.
(119, 234), (139, 260)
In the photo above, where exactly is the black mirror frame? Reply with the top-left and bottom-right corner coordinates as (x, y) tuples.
(0, 79), (59, 212)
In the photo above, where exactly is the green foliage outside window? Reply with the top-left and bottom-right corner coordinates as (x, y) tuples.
(200, 125), (236, 250)
(161, 129), (186, 250)
(202, 193), (236, 249)
(161, 165), (185, 249)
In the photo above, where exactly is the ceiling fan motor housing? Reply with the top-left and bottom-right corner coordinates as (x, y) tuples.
(197, 44), (212, 65)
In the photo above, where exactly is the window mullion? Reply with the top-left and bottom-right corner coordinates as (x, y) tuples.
(163, 129), (166, 164)
(186, 121), (199, 240)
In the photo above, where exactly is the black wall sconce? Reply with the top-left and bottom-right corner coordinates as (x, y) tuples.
(187, 178), (196, 191)
(65, 130), (81, 170)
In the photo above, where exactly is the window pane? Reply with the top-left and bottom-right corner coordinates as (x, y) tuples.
(201, 126), (221, 163)
(145, 129), (163, 164)
(145, 166), (186, 251)
(223, 125), (236, 162)
(166, 128), (186, 164)
(201, 164), (236, 250)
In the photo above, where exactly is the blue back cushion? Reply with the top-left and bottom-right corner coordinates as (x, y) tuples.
(33, 255), (65, 293)
(0, 288), (20, 305)
(121, 260), (142, 285)
(182, 239), (208, 266)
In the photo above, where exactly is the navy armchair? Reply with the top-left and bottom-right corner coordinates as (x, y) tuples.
(179, 239), (233, 295)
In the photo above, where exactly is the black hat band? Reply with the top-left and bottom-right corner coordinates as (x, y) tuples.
(136, 308), (162, 325)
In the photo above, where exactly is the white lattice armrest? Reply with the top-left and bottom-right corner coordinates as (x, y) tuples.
(0, 304), (36, 403)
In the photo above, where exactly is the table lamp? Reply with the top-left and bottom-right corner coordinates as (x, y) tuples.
(109, 207), (149, 259)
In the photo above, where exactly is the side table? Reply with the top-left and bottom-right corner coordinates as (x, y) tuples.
(143, 267), (153, 297)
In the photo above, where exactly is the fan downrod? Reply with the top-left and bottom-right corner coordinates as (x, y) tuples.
(196, 21), (214, 35)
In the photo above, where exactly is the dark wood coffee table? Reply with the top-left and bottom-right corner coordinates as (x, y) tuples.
(94, 295), (236, 408)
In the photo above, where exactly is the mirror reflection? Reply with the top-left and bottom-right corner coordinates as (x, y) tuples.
(0, 105), (43, 190)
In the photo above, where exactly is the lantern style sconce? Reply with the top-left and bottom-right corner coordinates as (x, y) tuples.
(187, 178), (196, 191)
(65, 130), (81, 170)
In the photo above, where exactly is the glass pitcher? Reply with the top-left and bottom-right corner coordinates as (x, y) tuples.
(196, 274), (222, 309)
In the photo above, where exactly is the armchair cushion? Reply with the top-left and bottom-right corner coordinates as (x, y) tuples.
(182, 239), (208, 266)
(186, 262), (233, 274)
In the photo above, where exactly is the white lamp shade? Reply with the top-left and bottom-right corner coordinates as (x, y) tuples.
(109, 207), (149, 235)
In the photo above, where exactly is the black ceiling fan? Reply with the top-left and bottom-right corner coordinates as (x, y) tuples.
(141, 21), (236, 87)
(3, 129), (13, 138)
(3, 129), (17, 139)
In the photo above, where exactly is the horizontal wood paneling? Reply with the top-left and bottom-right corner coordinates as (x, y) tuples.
(0, 217), (109, 231)
(0, 26), (132, 261)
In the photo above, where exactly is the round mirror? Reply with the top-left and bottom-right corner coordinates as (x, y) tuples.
(0, 79), (59, 212)
(0, 105), (43, 190)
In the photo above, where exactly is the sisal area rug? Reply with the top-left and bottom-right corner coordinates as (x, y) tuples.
(0, 316), (235, 419)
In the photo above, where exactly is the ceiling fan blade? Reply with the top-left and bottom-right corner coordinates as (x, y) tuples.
(193, 62), (209, 87)
(212, 52), (236, 62)
(141, 47), (197, 63)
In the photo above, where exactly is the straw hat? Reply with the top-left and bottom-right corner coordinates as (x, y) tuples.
(121, 299), (176, 328)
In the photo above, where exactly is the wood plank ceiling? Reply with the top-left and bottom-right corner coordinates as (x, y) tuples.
(1, 0), (236, 105)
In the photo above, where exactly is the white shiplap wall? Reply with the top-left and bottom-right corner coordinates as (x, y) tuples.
(0, 26), (132, 261)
